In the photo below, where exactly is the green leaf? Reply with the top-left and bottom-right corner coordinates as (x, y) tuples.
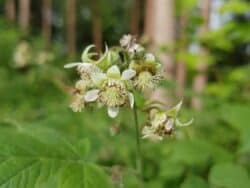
(159, 162), (185, 180)
(220, 104), (250, 132)
(0, 126), (112, 188)
(220, 104), (250, 154)
(168, 139), (233, 167)
(220, 1), (250, 14)
(176, 0), (198, 14)
(76, 138), (90, 158)
(209, 163), (250, 188)
(180, 175), (208, 188)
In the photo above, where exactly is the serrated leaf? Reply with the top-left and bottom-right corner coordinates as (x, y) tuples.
(209, 163), (250, 188)
(0, 126), (112, 188)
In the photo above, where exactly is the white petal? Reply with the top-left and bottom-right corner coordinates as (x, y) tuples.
(146, 134), (163, 141)
(64, 62), (82, 68)
(84, 89), (99, 102)
(121, 69), (136, 80)
(142, 127), (163, 141)
(176, 118), (193, 127)
(81, 62), (93, 67)
(108, 107), (119, 118)
(165, 119), (174, 131)
(91, 73), (106, 86)
(107, 65), (121, 79)
(145, 53), (155, 62)
(128, 92), (134, 108)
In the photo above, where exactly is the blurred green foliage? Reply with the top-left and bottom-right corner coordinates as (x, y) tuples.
(0, 0), (250, 187)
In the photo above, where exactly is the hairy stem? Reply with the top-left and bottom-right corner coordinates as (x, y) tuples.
(133, 104), (143, 187)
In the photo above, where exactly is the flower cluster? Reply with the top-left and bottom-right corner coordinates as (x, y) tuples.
(142, 101), (193, 141)
(65, 34), (192, 140)
(65, 34), (162, 118)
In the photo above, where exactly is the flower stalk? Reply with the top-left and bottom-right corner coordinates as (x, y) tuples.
(133, 103), (143, 187)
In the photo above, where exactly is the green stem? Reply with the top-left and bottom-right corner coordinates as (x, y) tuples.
(133, 104), (143, 187)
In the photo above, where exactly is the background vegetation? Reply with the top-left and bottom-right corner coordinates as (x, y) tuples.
(0, 0), (249, 187)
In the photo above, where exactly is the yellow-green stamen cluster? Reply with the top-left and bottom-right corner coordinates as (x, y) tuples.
(135, 71), (154, 90)
(99, 82), (127, 107)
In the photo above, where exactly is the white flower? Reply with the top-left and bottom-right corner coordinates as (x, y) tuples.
(129, 54), (162, 90)
(142, 101), (193, 141)
(84, 65), (136, 118)
(120, 34), (135, 48)
(64, 45), (109, 83)
(128, 44), (144, 53)
(119, 34), (145, 54)
(64, 62), (101, 84)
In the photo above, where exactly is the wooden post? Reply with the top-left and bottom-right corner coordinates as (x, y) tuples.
(42, 0), (52, 45)
(90, 0), (102, 52)
(144, 0), (176, 105)
(19, 0), (30, 33)
(130, 0), (141, 35)
(5, 0), (16, 22)
(66, 0), (77, 55)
